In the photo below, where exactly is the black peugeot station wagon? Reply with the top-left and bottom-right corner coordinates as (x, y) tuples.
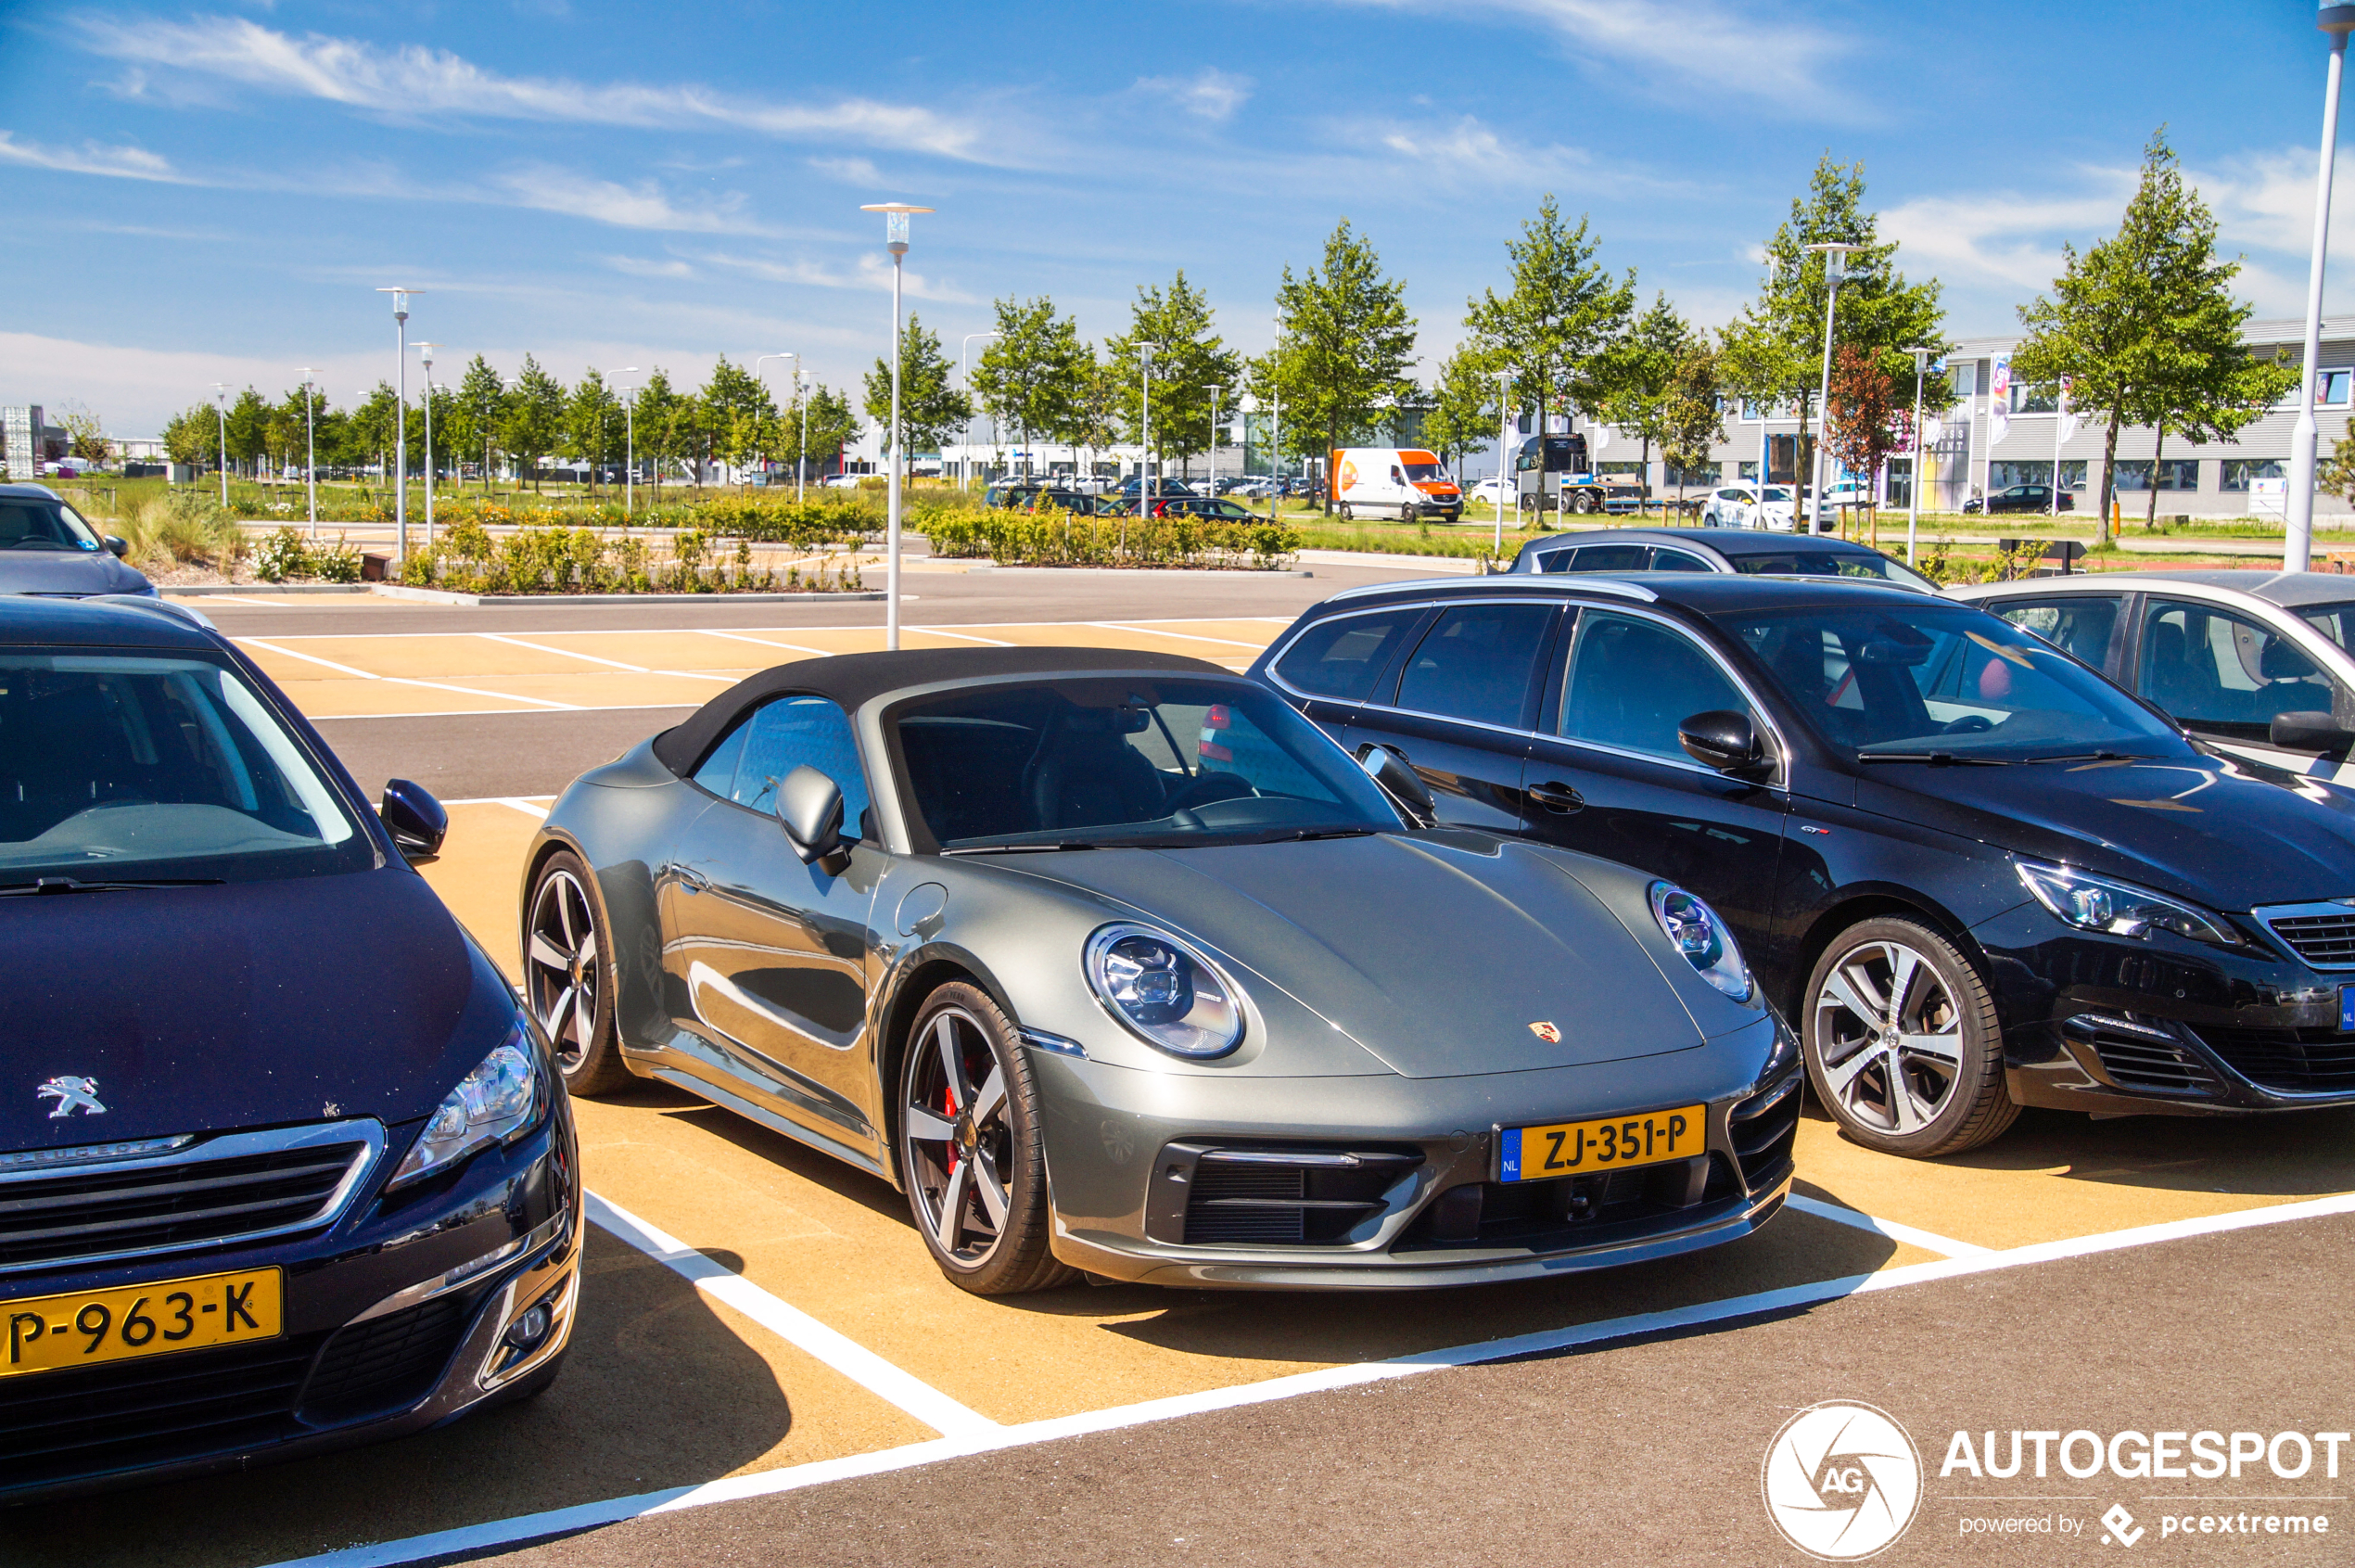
(1251, 572), (2355, 1156)
(0, 596), (579, 1500)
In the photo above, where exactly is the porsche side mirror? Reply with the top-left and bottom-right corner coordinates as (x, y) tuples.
(1355, 743), (1436, 827)
(380, 778), (448, 860)
(103, 535), (128, 558)
(778, 765), (850, 872)
(1678, 710), (1772, 779)
(2270, 710), (2355, 755)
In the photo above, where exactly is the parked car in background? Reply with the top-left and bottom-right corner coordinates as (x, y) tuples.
(0, 484), (156, 599)
(1954, 569), (2355, 787)
(1154, 496), (1264, 523)
(1510, 528), (1936, 593)
(1109, 477), (1196, 501)
(1253, 571), (2355, 1157)
(0, 595), (579, 1501)
(1698, 483), (1802, 532)
(1965, 483), (2074, 515)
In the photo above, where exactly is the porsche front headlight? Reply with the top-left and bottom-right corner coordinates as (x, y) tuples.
(2016, 860), (2247, 950)
(1649, 882), (1755, 1002)
(388, 1023), (541, 1189)
(1084, 924), (1244, 1058)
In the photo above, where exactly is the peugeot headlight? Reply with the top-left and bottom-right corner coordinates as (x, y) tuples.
(2016, 861), (2247, 950)
(1648, 882), (1755, 1001)
(388, 1023), (541, 1189)
(1084, 924), (1244, 1058)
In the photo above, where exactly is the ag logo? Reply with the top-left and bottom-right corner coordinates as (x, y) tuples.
(1762, 1400), (1922, 1561)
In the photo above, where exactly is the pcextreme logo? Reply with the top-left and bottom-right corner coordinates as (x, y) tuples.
(1763, 1400), (1925, 1561)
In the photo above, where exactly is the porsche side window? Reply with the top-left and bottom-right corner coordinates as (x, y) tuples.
(1557, 611), (1750, 762)
(1991, 597), (2120, 669)
(1272, 609), (1425, 701)
(1394, 602), (1554, 729)
(716, 695), (873, 837)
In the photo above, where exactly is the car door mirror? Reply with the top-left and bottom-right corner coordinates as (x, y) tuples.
(2269, 710), (2355, 754)
(380, 778), (448, 860)
(1354, 743), (1436, 827)
(1677, 710), (1772, 778)
(103, 535), (128, 558)
(777, 764), (851, 871)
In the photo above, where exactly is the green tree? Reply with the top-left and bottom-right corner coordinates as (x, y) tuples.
(1103, 272), (1243, 478)
(56, 402), (111, 465)
(1718, 155), (1947, 501)
(452, 355), (508, 491)
(1420, 348), (1505, 481)
(696, 356), (772, 491)
(1594, 293), (1695, 496)
(2014, 129), (2297, 540)
(1462, 196), (1636, 442)
(1069, 351), (1122, 479)
(632, 369), (691, 499)
(1660, 343), (1728, 510)
(565, 369), (624, 493)
(161, 404), (213, 469)
(224, 387), (271, 478)
(1267, 221), (1418, 513)
(786, 383), (862, 477)
(972, 296), (1088, 479)
(864, 314), (972, 456)
(500, 354), (566, 491)
(348, 383), (401, 485)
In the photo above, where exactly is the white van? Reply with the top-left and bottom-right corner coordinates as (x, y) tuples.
(1330, 448), (1463, 522)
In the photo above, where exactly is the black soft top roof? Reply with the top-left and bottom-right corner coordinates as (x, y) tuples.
(649, 645), (1229, 774)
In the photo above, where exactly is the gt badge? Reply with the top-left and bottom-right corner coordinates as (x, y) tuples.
(1528, 1022), (1562, 1043)
(37, 1076), (107, 1118)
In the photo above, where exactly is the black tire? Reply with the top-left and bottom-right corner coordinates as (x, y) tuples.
(1570, 490), (1600, 516)
(897, 983), (1075, 1295)
(1401, 504), (1416, 523)
(1801, 917), (2018, 1157)
(523, 851), (633, 1097)
(1338, 502), (1354, 521)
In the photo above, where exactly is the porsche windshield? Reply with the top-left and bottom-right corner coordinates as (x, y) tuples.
(1711, 605), (2187, 760)
(0, 651), (370, 884)
(0, 498), (104, 553)
(894, 679), (1398, 850)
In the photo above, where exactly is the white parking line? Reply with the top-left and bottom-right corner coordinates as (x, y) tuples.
(1783, 1193), (1992, 1256)
(240, 637), (583, 712)
(258, 1187), (2355, 1568)
(584, 1192), (999, 1442)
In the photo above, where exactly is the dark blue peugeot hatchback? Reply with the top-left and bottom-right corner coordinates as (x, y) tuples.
(0, 596), (579, 1500)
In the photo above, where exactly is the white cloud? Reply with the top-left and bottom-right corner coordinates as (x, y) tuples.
(1328, 0), (1854, 109)
(690, 249), (977, 304)
(487, 168), (770, 234)
(1134, 69), (1254, 123)
(1880, 182), (2134, 297)
(808, 156), (884, 185)
(0, 130), (192, 183)
(73, 15), (997, 161)
(1372, 116), (1591, 187)
(604, 255), (695, 279)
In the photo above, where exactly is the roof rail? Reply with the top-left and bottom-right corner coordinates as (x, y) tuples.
(1327, 574), (1659, 604)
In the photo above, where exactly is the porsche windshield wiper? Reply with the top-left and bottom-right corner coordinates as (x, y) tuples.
(1855, 751), (2017, 766)
(941, 842), (1101, 856)
(0, 876), (228, 896)
(1276, 827), (1380, 841)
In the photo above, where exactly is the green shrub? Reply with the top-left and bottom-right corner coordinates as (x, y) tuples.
(924, 509), (1298, 569)
(313, 534), (363, 583)
(253, 528), (311, 583)
(119, 489), (245, 572)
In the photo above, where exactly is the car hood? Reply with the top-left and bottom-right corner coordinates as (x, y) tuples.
(1013, 833), (1703, 1078)
(1851, 748), (2355, 910)
(0, 550), (152, 597)
(0, 868), (511, 1151)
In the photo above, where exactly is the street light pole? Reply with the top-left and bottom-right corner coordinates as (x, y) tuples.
(616, 369), (639, 516)
(376, 287), (425, 564)
(416, 344), (439, 548)
(1803, 244), (1865, 540)
(755, 353), (796, 499)
(961, 332), (999, 491)
(210, 383), (229, 508)
(2290, 5), (2355, 570)
(1139, 342), (1162, 511)
(297, 370), (318, 538)
(860, 204), (934, 651)
(1903, 347), (1931, 565)
(1495, 368), (1512, 554)
(1210, 385), (1222, 493)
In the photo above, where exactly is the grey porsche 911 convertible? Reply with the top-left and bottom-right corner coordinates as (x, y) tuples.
(520, 648), (1799, 1293)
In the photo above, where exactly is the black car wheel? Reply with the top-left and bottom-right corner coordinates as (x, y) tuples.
(1338, 502), (1354, 521)
(1400, 504), (1416, 522)
(1802, 918), (2018, 1156)
(898, 983), (1073, 1294)
(525, 851), (632, 1096)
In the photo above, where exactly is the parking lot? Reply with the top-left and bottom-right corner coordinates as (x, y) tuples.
(14, 572), (2355, 1568)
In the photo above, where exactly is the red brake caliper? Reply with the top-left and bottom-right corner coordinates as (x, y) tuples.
(942, 1072), (960, 1173)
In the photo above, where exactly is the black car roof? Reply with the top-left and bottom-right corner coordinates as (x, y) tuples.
(651, 646), (1231, 773)
(0, 594), (220, 651)
(1320, 569), (1937, 618)
(1520, 528), (1888, 559)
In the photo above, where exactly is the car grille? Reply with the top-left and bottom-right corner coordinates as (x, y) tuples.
(2194, 1026), (2355, 1094)
(1179, 1147), (1423, 1246)
(2064, 1014), (2227, 1096)
(299, 1291), (480, 1421)
(0, 1332), (325, 1492)
(2253, 901), (2355, 969)
(0, 1121), (382, 1275)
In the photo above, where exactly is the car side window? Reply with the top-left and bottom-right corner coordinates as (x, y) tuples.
(703, 695), (874, 837)
(1991, 596), (2120, 669)
(1567, 544), (1651, 573)
(1557, 610), (1754, 763)
(2137, 598), (2341, 741)
(1271, 608), (1426, 701)
(1393, 602), (1555, 728)
(1648, 548), (1712, 573)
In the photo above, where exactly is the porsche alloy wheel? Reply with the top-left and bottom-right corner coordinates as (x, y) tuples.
(525, 852), (630, 1095)
(898, 984), (1072, 1294)
(1802, 918), (2016, 1157)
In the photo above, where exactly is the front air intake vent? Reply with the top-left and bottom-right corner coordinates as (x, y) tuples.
(2064, 1014), (2224, 1096)
(1166, 1145), (1422, 1246)
(2195, 1026), (2355, 1093)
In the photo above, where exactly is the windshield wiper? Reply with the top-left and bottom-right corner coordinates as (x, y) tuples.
(1855, 751), (2017, 766)
(2023, 751), (2159, 764)
(1277, 827), (1381, 841)
(941, 842), (1101, 856)
(0, 876), (228, 896)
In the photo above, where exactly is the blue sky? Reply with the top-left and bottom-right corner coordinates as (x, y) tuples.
(5, 0), (2353, 437)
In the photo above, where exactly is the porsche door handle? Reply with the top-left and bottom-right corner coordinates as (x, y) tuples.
(668, 864), (710, 894)
(1526, 781), (1585, 814)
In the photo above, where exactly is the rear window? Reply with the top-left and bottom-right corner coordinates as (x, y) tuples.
(1394, 602), (1554, 728)
(1272, 609), (1425, 701)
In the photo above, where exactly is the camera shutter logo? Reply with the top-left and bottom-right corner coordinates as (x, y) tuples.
(1762, 1400), (1922, 1560)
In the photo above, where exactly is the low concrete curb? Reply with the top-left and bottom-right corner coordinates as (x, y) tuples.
(366, 584), (885, 607)
(961, 565), (1313, 579)
(161, 582), (374, 596)
(1293, 550), (1479, 574)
